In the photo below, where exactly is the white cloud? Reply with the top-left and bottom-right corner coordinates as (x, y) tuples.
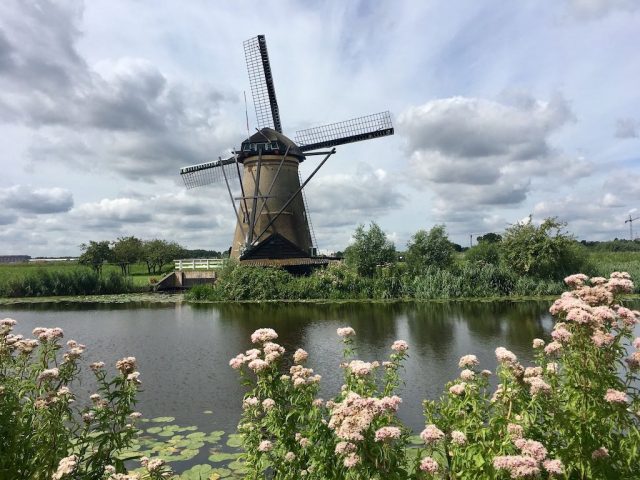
(567, 0), (639, 19)
(399, 94), (591, 216)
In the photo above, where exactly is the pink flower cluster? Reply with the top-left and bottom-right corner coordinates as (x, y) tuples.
(419, 456), (439, 473)
(604, 388), (628, 404)
(251, 328), (278, 344)
(32, 327), (64, 342)
(420, 424), (444, 444)
(495, 347), (517, 364)
(346, 360), (379, 377)
(374, 426), (401, 442)
(494, 438), (563, 478)
(328, 392), (401, 441)
(337, 327), (356, 338)
(290, 364), (321, 388)
(391, 340), (408, 352)
(458, 354), (479, 368)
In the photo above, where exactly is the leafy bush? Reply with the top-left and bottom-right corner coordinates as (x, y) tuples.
(465, 242), (501, 266)
(500, 217), (591, 279)
(406, 225), (455, 275)
(0, 319), (170, 479)
(229, 272), (640, 479)
(344, 222), (397, 277)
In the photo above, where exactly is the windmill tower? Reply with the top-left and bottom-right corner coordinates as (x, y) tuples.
(625, 214), (640, 241)
(180, 35), (394, 266)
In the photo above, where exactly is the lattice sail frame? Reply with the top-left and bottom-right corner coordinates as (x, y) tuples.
(244, 35), (282, 133)
(294, 111), (394, 152)
(180, 158), (241, 189)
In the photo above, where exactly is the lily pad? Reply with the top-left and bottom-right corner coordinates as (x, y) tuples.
(226, 434), (243, 448)
(208, 452), (240, 463)
(151, 416), (175, 423)
(146, 426), (163, 434)
(180, 464), (212, 480)
(210, 467), (232, 478)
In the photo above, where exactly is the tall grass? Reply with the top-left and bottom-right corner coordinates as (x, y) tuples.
(589, 251), (640, 292)
(186, 262), (567, 302)
(0, 267), (134, 297)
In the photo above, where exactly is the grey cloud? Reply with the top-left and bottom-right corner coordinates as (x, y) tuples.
(1, 1), (238, 180)
(567, 0), (639, 19)
(615, 118), (639, 139)
(306, 166), (405, 228)
(0, 210), (17, 225)
(1, 185), (74, 214)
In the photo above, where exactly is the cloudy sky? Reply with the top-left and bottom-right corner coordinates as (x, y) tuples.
(1, 0), (639, 256)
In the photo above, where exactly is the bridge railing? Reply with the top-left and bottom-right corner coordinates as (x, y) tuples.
(174, 258), (226, 271)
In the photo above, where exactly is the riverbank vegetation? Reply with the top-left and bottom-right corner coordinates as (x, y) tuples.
(2, 273), (638, 478)
(229, 273), (640, 479)
(187, 218), (640, 302)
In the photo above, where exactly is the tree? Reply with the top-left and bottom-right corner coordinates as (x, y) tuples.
(344, 222), (396, 277)
(112, 236), (143, 275)
(500, 216), (589, 279)
(477, 232), (502, 244)
(142, 239), (184, 274)
(405, 225), (455, 275)
(78, 241), (113, 274)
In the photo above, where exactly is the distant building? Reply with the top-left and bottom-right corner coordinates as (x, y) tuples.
(0, 255), (31, 264)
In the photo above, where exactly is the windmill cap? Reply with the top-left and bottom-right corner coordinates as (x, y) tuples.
(238, 128), (305, 161)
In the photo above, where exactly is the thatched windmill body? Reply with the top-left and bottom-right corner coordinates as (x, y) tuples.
(180, 35), (394, 265)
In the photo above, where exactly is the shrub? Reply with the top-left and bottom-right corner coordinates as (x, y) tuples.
(0, 319), (170, 479)
(406, 225), (455, 275)
(230, 272), (640, 479)
(500, 217), (591, 279)
(465, 241), (500, 266)
(344, 222), (397, 277)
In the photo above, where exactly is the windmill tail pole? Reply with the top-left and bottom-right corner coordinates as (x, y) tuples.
(252, 148), (335, 246)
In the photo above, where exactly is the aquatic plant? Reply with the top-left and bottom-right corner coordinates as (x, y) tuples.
(230, 272), (640, 479)
(0, 319), (169, 479)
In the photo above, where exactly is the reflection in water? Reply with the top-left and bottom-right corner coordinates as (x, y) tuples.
(0, 300), (568, 435)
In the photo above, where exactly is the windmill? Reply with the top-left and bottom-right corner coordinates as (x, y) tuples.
(625, 214), (640, 241)
(180, 35), (394, 267)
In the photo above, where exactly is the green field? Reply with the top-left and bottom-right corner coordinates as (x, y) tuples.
(0, 261), (170, 287)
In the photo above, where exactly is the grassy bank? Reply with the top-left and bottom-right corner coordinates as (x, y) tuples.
(0, 262), (165, 297)
(186, 250), (640, 302)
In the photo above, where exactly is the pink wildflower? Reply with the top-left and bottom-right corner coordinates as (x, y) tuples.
(258, 440), (273, 452)
(493, 455), (540, 478)
(262, 398), (276, 411)
(248, 359), (269, 373)
(242, 396), (259, 409)
(343, 453), (360, 468)
(543, 459), (564, 475)
(420, 424), (444, 444)
(337, 327), (356, 337)
(285, 452), (296, 462)
(544, 341), (562, 357)
(592, 446), (609, 459)
(551, 326), (572, 344)
(335, 441), (357, 454)
(37, 368), (59, 382)
(419, 457), (439, 473)
(507, 423), (524, 439)
(458, 354), (479, 368)
(525, 376), (552, 396)
(625, 352), (640, 370)
(532, 338), (545, 349)
(115, 356), (136, 375)
(391, 340), (409, 352)
(495, 347), (517, 364)
(516, 438), (547, 461)
(52, 455), (78, 480)
(449, 383), (466, 396)
(451, 430), (467, 445)
(374, 426), (402, 442)
(251, 328), (278, 344)
(460, 369), (475, 381)
(347, 360), (375, 376)
(293, 348), (308, 363)
(591, 330), (615, 348)
(633, 337), (640, 349)
(604, 388), (628, 404)
(564, 273), (588, 288)
(229, 355), (245, 369)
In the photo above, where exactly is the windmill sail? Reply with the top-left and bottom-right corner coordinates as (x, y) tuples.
(244, 35), (282, 133)
(295, 111), (394, 152)
(180, 157), (241, 189)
